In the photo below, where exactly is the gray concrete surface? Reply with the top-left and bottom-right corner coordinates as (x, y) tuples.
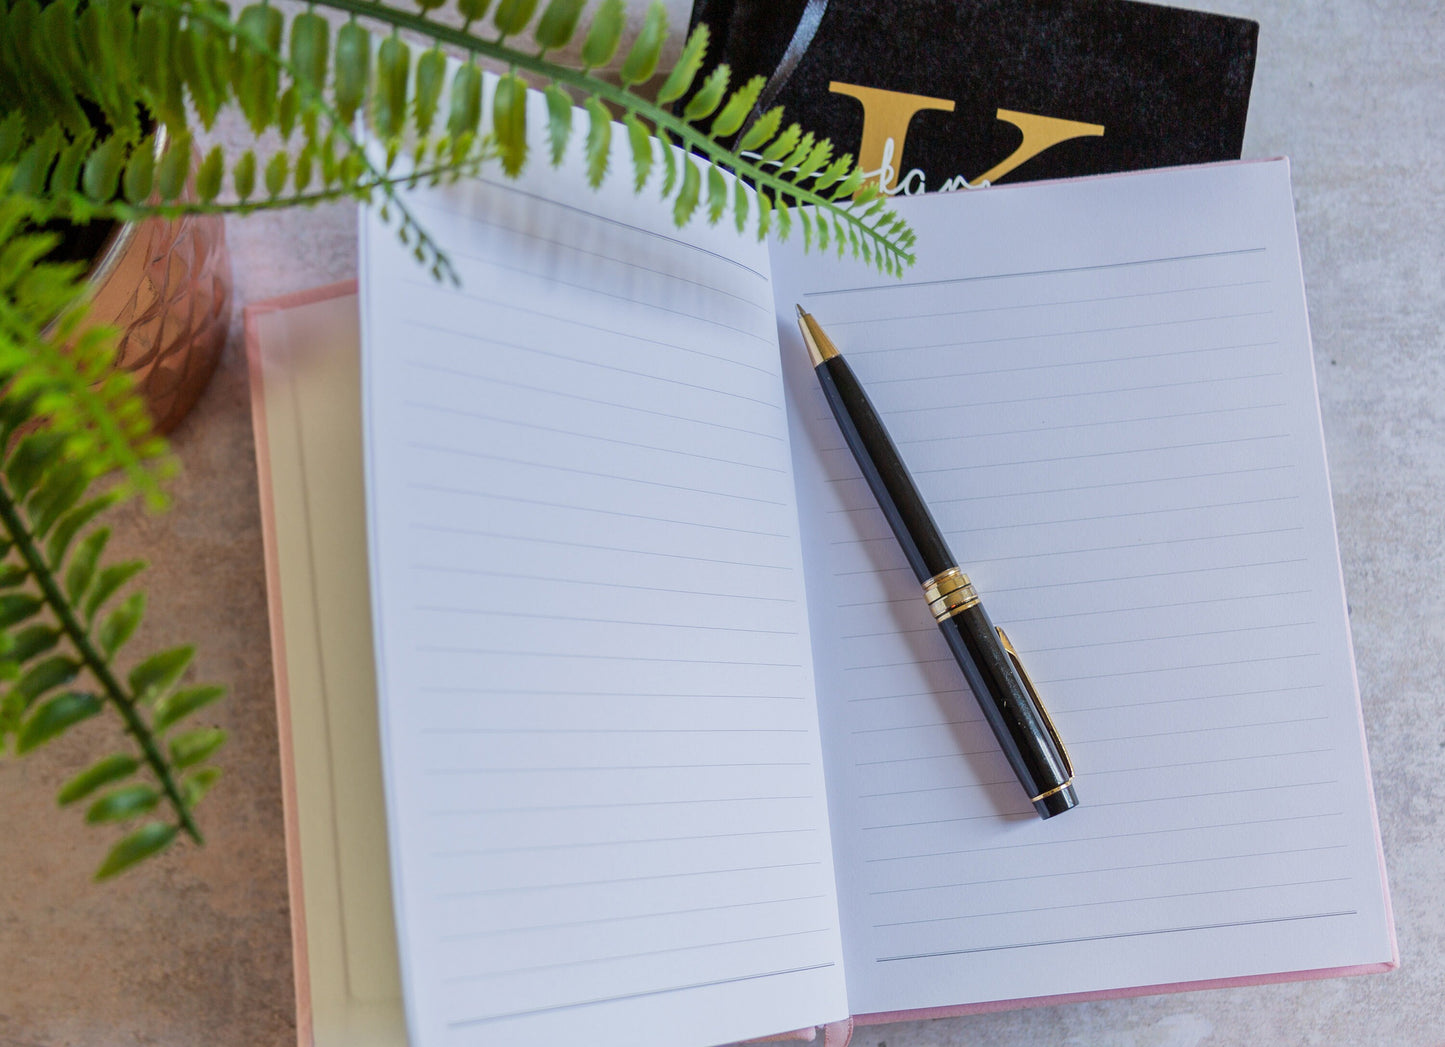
(1, 1), (1440, 1045)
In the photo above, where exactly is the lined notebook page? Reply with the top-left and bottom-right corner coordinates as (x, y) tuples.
(359, 102), (846, 1046)
(772, 161), (1392, 1013)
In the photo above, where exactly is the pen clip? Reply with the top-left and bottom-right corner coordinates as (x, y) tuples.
(996, 627), (1073, 779)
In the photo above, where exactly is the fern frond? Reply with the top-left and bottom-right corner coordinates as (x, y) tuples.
(1, 0), (916, 276)
(0, 409), (226, 880)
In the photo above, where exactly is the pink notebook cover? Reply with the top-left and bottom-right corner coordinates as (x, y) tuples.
(246, 278), (359, 1047)
(245, 280), (1397, 1047)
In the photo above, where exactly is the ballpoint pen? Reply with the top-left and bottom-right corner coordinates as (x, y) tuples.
(796, 305), (1077, 819)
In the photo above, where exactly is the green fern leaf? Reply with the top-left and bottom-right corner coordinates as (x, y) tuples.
(234, 149), (257, 201)
(0, 600), (27, 632)
(84, 561), (145, 622)
(51, 129), (95, 199)
(673, 154), (700, 226)
(290, 10), (330, 96)
(128, 645), (194, 703)
(16, 690), (101, 753)
(493, 73), (528, 177)
(706, 164), (726, 225)
(711, 75), (766, 139)
(27, 460), (91, 538)
(755, 190), (771, 240)
(760, 123), (802, 164)
(683, 64), (730, 123)
(830, 166), (864, 200)
(791, 139), (833, 186)
(280, 85), (300, 140)
(658, 131), (677, 196)
(196, 145), (223, 203)
(181, 766), (222, 808)
(264, 151), (288, 197)
(543, 84), (573, 165)
(177, 12), (224, 128)
(320, 131), (339, 186)
(623, 114), (652, 190)
(57, 753), (140, 806)
(493, 0), (540, 37)
(235, 4), (284, 135)
(334, 20), (371, 125)
(457, 0), (495, 25)
(583, 97), (611, 189)
(120, 137), (155, 204)
(373, 34), (411, 142)
(656, 23), (708, 104)
(156, 131), (191, 202)
(85, 783), (160, 824)
(81, 134), (126, 203)
(415, 48), (447, 137)
(534, 0), (586, 51)
(5, 432), (65, 502)
(12, 128), (60, 197)
(94, 822), (176, 880)
(779, 131), (815, 174)
(169, 727), (226, 770)
(810, 152), (853, 194)
(277, 83), (300, 142)
(0, 113), (27, 165)
(295, 140), (315, 191)
(775, 197), (792, 241)
(733, 178), (748, 232)
(139, 7), (187, 129)
(448, 62), (483, 138)
(153, 685), (226, 733)
(3, 625), (59, 669)
(99, 0), (139, 138)
(620, 2), (668, 86)
(580, 0), (625, 69)
(10, 655), (80, 711)
(98, 592), (144, 658)
(798, 208), (813, 250)
(34, 1), (90, 135)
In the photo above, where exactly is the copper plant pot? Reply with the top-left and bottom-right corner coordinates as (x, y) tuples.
(79, 203), (232, 434)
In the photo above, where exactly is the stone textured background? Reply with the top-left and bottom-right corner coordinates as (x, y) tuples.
(1, 1), (1440, 1045)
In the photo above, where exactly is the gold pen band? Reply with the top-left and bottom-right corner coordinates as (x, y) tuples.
(1031, 779), (1075, 804)
(923, 567), (980, 623)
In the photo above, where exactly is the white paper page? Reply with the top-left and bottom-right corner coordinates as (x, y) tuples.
(360, 96), (847, 1047)
(772, 161), (1393, 1013)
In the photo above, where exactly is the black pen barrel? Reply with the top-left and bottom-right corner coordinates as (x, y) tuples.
(815, 355), (954, 582)
(936, 603), (1077, 818)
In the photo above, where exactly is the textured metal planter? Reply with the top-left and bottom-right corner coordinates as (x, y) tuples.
(80, 202), (232, 433)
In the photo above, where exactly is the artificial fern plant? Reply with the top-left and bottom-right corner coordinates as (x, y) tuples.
(0, 0), (916, 880)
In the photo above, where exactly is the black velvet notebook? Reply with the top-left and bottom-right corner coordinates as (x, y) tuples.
(686, 0), (1259, 192)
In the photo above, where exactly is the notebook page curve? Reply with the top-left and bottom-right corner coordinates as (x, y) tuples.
(360, 97), (847, 1046)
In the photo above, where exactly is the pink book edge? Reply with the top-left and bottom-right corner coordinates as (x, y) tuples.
(244, 278), (360, 1047)
(852, 958), (1398, 1028)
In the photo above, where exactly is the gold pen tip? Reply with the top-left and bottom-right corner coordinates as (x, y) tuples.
(795, 305), (839, 366)
(795, 303), (808, 319)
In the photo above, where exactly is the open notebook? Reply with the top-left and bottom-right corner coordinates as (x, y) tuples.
(253, 94), (1393, 1047)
